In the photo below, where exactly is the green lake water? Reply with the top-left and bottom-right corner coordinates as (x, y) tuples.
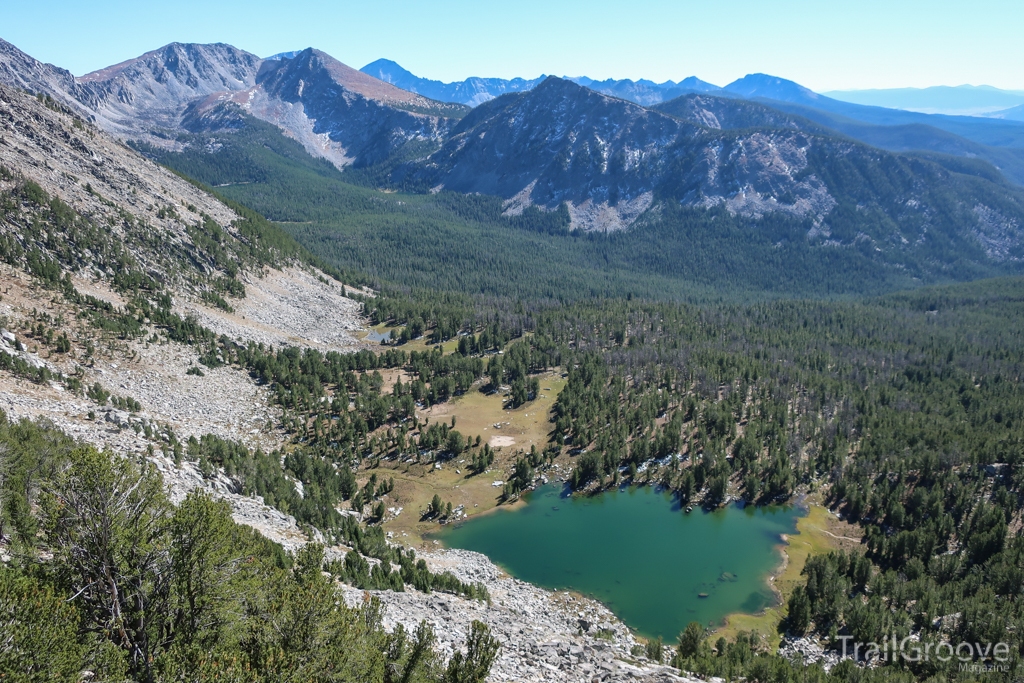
(437, 483), (802, 640)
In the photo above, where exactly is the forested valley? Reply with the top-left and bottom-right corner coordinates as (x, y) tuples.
(3, 90), (1024, 682)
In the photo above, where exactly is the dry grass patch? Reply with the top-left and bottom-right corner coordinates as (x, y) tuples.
(712, 498), (862, 650)
(378, 370), (566, 546)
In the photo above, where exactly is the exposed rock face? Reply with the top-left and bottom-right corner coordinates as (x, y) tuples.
(0, 38), (93, 113)
(0, 82), (240, 287)
(416, 78), (693, 231)
(0, 81), (366, 557)
(0, 39), (464, 168)
(78, 42), (263, 136)
(415, 77), (839, 231)
(247, 48), (464, 167)
(345, 548), (699, 683)
(655, 93), (825, 132)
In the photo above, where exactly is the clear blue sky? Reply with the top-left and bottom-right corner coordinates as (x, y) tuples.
(1, 0), (1021, 91)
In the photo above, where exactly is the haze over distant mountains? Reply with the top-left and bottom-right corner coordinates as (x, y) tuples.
(361, 58), (720, 107)
(361, 58), (1024, 121)
(824, 85), (1024, 117)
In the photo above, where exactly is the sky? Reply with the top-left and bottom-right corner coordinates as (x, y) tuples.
(1, 0), (1021, 91)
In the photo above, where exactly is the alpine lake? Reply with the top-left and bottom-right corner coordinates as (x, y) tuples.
(435, 482), (803, 641)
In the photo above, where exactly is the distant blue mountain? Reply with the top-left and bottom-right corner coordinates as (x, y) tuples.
(359, 59), (720, 107)
(361, 59), (544, 107)
(264, 51), (303, 61)
(723, 73), (823, 103)
(823, 85), (1024, 116)
(568, 75), (720, 106)
(722, 74), (1024, 151)
(988, 103), (1024, 122)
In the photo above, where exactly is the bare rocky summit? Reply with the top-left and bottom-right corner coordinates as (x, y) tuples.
(0, 37), (465, 168)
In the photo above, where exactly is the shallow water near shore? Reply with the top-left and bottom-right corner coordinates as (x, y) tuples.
(436, 482), (802, 640)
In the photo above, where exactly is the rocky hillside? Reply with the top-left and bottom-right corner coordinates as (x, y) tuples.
(410, 75), (839, 231)
(406, 76), (1024, 272)
(0, 82), (245, 290)
(0, 81), (365, 541)
(0, 86), (703, 682)
(653, 93), (827, 132)
(0, 38), (465, 169)
(240, 48), (467, 167)
(0, 39), (262, 140)
(405, 77), (697, 231)
(78, 42), (263, 136)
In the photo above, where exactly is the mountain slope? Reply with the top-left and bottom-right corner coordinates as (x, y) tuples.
(0, 37), (97, 116)
(77, 42), (263, 135)
(6, 39), (1024, 296)
(0, 82), (244, 289)
(133, 107), (925, 299)
(398, 77), (1024, 278)
(989, 103), (1024, 122)
(0, 39), (467, 170)
(236, 48), (467, 168)
(141, 97), (1024, 302)
(725, 73), (1024, 149)
(0, 80), (356, 331)
(0, 80), (364, 519)
(405, 77), (699, 230)
(719, 74), (1024, 185)
(653, 93), (829, 133)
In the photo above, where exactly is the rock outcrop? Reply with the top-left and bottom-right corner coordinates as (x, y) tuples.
(410, 77), (839, 231)
(345, 548), (699, 683)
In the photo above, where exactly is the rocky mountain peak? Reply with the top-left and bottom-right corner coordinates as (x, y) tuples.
(426, 78), (699, 230)
(360, 58), (416, 85)
(258, 47), (430, 108)
(80, 42), (261, 87)
(724, 73), (822, 103)
(77, 42), (262, 134)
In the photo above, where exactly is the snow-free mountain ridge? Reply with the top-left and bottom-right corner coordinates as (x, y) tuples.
(359, 57), (721, 107)
(3, 34), (1024, 273)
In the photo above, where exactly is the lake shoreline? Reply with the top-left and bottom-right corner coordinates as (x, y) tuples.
(436, 481), (805, 641)
(712, 498), (862, 649)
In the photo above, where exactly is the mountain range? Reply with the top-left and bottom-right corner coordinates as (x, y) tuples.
(361, 58), (721, 107)
(360, 61), (1024, 186)
(2, 36), (1024, 292)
